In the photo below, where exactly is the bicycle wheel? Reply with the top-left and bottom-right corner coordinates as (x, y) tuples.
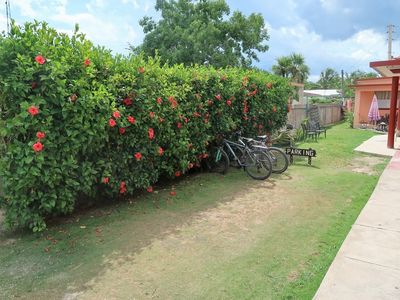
(208, 147), (229, 174)
(267, 147), (289, 174)
(244, 150), (272, 180)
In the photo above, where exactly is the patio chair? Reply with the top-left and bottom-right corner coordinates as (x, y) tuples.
(301, 122), (317, 141)
(313, 121), (327, 138)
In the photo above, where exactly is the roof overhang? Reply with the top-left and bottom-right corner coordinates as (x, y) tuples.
(370, 58), (400, 77)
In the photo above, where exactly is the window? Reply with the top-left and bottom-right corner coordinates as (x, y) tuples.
(375, 91), (400, 108)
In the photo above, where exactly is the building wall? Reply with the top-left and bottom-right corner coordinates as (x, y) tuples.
(353, 77), (399, 127)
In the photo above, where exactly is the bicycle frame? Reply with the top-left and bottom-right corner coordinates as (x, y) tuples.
(222, 139), (253, 167)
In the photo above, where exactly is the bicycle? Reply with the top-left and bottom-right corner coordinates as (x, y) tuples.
(236, 132), (289, 174)
(209, 136), (273, 180)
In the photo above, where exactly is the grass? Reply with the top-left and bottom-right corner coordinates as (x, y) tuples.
(0, 122), (389, 299)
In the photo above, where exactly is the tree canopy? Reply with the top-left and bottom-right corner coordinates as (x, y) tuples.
(272, 53), (310, 83)
(132, 0), (269, 68)
(304, 68), (378, 98)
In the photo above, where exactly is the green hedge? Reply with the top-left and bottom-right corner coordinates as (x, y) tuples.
(0, 21), (292, 231)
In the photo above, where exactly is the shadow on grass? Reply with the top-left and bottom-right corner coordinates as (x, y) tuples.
(0, 168), (266, 299)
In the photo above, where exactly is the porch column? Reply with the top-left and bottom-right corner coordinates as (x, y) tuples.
(388, 76), (399, 148)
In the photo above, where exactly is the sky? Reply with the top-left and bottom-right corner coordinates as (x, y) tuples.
(1, 0), (400, 81)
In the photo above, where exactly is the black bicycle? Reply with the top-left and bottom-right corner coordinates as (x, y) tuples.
(209, 136), (273, 180)
(241, 134), (289, 174)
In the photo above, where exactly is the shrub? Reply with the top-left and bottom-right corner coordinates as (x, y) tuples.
(0, 21), (292, 231)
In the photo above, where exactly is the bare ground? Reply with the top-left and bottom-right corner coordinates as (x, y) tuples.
(76, 178), (295, 300)
(348, 155), (386, 175)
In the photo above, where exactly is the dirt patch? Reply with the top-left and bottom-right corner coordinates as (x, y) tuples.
(77, 178), (294, 299)
(348, 156), (386, 175)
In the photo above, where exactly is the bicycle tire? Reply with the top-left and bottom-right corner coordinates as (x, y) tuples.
(267, 147), (289, 174)
(208, 147), (229, 174)
(244, 150), (272, 180)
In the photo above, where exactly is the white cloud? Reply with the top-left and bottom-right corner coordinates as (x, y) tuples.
(121, 0), (140, 9)
(86, 0), (106, 12)
(264, 22), (389, 78)
(12, 0), (38, 18)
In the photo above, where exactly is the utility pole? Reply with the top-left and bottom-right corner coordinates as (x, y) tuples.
(5, 0), (12, 34)
(341, 69), (345, 105)
(387, 24), (395, 60)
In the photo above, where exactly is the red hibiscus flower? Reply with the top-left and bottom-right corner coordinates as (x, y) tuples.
(148, 128), (155, 140)
(134, 152), (142, 161)
(35, 55), (46, 65)
(112, 111), (121, 119)
(109, 119), (116, 127)
(175, 171), (181, 177)
(84, 58), (91, 67)
(28, 105), (39, 116)
(102, 177), (110, 184)
(147, 186), (153, 193)
(32, 141), (43, 152)
(272, 106), (277, 112)
(188, 163), (194, 169)
(69, 94), (78, 102)
(138, 66), (145, 73)
(184, 118), (189, 124)
(168, 96), (178, 108)
(215, 94), (221, 100)
(226, 100), (232, 106)
(119, 127), (126, 135)
(177, 122), (182, 129)
(158, 147), (164, 156)
(207, 99), (213, 106)
(127, 116), (135, 124)
(170, 191), (177, 196)
(123, 98), (132, 106)
(36, 131), (45, 139)
(157, 97), (163, 104)
(119, 181), (126, 194)
(149, 111), (155, 118)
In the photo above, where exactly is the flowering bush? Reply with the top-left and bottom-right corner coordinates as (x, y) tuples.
(0, 21), (292, 231)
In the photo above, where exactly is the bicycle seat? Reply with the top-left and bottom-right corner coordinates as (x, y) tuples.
(256, 135), (267, 140)
(241, 137), (254, 143)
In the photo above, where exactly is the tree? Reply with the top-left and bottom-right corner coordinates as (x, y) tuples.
(272, 53), (310, 83)
(343, 70), (378, 97)
(317, 67), (339, 89)
(132, 0), (269, 68)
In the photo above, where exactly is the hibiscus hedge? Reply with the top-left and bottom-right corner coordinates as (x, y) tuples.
(0, 21), (292, 231)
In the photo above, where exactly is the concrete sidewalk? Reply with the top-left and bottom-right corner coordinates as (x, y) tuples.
(314, 141), (400, 300)
(314, 142), (400, 299)
(354, 133), (400, 157)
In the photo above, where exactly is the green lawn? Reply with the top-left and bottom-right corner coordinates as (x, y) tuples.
(0, 123), (388, 299)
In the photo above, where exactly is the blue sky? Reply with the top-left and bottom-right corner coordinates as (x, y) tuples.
(1, 0), (400, 81)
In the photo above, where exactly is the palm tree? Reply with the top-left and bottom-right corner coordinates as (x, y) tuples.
(272, 53), (309, 83)
(318, 68), (339, 89)
(288, 53), (309, 83)
(272, 56), (292, 78)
